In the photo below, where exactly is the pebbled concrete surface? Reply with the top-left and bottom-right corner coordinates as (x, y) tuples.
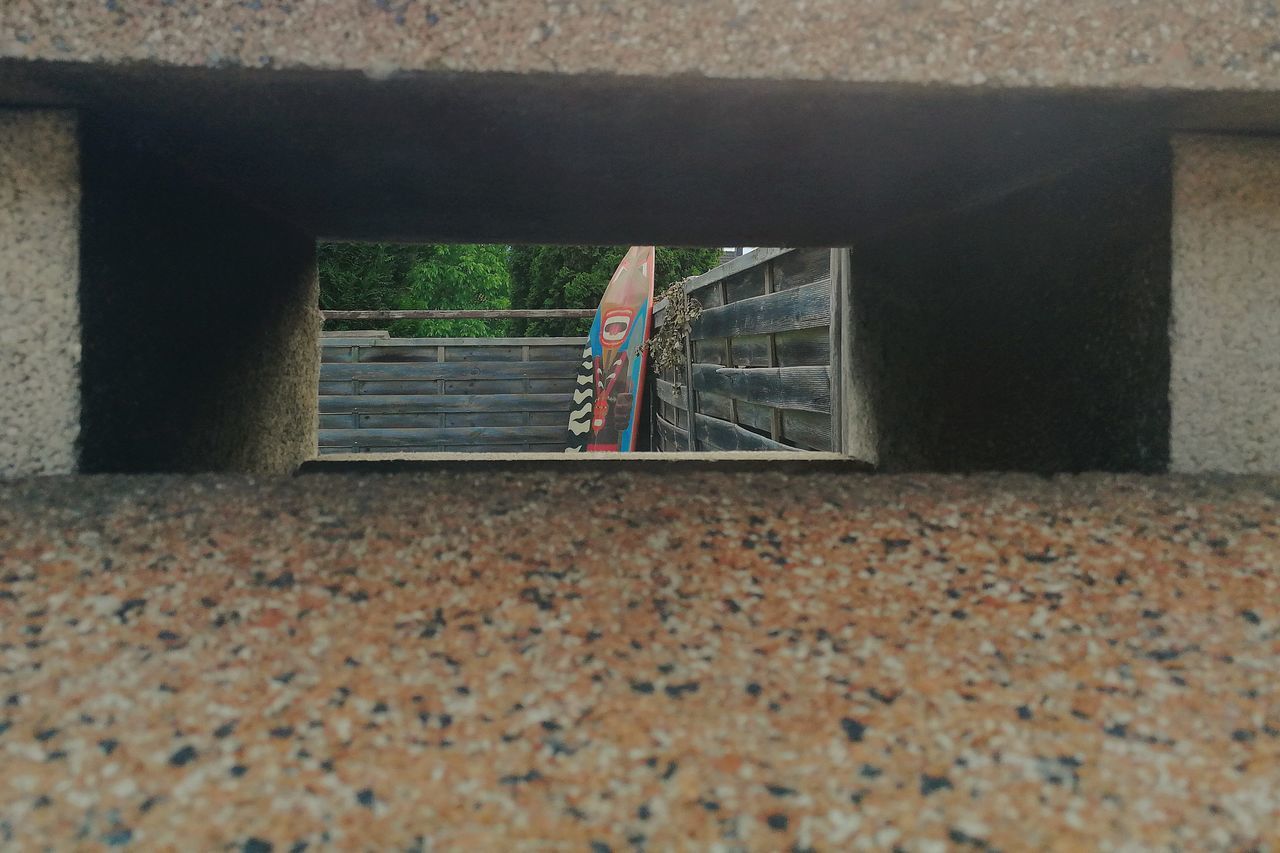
(1171, 135), (1280, 474)
(3, 1), (1280, 91)
(1, 470), (1277, 849)
(0, 111), (79, 478)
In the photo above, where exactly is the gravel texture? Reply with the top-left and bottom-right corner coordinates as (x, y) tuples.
(3, 1), (1280, 91)
(0, 111), (79, 478)
(1, 470), (1277, 849)
(1171, 134), (1280, 474)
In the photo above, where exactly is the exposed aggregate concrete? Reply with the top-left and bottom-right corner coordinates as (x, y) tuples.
(4, 1), (1280, 91)
(0, 470), (1277, 849)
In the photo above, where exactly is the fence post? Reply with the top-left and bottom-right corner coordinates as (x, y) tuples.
(828, 247), (853, 457)
(683, 332), (697, 451)
(764, 260), (783, 443)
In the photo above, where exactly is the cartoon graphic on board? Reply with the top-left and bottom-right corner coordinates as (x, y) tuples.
(565, 246), (655, 452)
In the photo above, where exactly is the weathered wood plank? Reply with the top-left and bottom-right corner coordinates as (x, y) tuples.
(319, 381), (357, 395)
(319, 393), (571, 414)
(320, 360), (579, 382)
(320, 346), (357, 363)
(321, 329), (390, 339)
(319, 413), (358, 430)
(527, 411), (569, 427)
(773, 247), (831, 291)
(318, 425), (567, 448)
(345, 412), (554, 429)
(321, 442), (570, 455)
(692, 413), (794, 452)
(690, 363), (831, 413)
(322, 309), (595, 320)
(442, 345), (528, 362)
(729, 327), (831, 368)
(364, 336), (587, 347)
(655, 415), (688, 451)
(725, 265), (768, 303)
(524, 345), (588, 362)
(697, 390), (733, 421)
(691, 279), (830, 340)
(783, 409), (834, 451)
(352, 345), (524, 363)
(692, 337), (728, 366)
(654, 378), (686, 410)
(734, 400), (776, 435)
(353, 413), (447, 429)
(682, 247), (792, 295)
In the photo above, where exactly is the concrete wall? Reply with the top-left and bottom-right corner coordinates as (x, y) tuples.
(77, 119), (318, 474)
(0, 110), (80, 478)
(4, 2), (1279, 92)
(849, 144), (1173, 473)
(1171, 135), (1280, 474)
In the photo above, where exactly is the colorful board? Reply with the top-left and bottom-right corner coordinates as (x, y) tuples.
(565, 246), (655, 452)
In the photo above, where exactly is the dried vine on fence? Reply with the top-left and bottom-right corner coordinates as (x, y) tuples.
(644, 280), (702, 381)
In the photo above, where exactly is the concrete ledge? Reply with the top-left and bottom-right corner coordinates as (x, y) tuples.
(4, 1), (1280, 91)
(301, 451), (861, 475)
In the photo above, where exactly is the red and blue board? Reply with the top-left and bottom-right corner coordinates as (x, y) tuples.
(565, 246), (655, 452)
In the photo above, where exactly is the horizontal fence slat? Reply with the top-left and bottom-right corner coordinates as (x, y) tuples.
(319, 426), (567, 448)
(693, 413), (794, 452)
(322, 309), (595, 320)
(320, 347), (357, 363)
(320, 360), (579, 382)
(691, 279), (830, 340)
(772, 247), (832, 291)
(734, 400), (775, 435)
(350, 346), (518, 363)
(782, 409), (833, 451)
(655, 414), (688, 451)
(319, 381), (355, 395)
(725, 265), (768, 303)
(697, 390), (733, 420)
(345, 412), (545, 428)
(690, 363), (831, 414)
(356, 336), (588, 347)
(692, 338), (728, 365)
(682, 247), (793, 295)
(526, 345), (587, 361)
(654, 378), (686, 411)
(319, 393), (570, 414)
(319, 443), (570, 455)
(730, 327), (830, 368)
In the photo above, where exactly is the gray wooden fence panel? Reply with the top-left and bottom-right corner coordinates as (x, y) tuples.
(320, 361), (580, 382)
(650, 248), (839, 452)
(319, 335), (584, 454)
(319, 393), (571, 414)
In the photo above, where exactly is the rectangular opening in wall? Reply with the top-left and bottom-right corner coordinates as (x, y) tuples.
(316, 243), (852, 459)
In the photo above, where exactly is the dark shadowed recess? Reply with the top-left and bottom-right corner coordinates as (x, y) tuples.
(3, 59), (1274, 245)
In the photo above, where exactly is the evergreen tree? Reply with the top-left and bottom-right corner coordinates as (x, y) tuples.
(508, 246), (723, 336)
(318, 242), (511, 337)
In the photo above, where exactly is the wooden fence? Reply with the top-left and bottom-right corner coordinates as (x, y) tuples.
(318, 332), (583, 453)
(651, 248), (850, 453)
